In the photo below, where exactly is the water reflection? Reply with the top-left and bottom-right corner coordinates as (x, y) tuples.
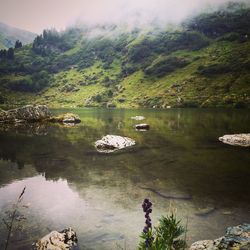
(0, 108), (249, 249)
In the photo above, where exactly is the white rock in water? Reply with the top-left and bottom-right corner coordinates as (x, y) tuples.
(131, 116), (145, 121)
(35, 228), (77, 250)
(219, 133), (250, 147)
(95, 135), (135, 153)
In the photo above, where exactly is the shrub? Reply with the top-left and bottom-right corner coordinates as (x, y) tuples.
(185, 4), (250, 38)
(197, 64), (232, 76)
(9, 77), (33, 92)
(138, 199), (187, 250)
(0, 94), (5, 104)
(144, 57), (190, 77)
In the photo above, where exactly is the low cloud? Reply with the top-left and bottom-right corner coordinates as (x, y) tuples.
(0, 0), (249, 33)
(74, 0), (249, 27)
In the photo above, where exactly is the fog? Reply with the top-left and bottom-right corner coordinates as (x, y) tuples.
(0, 0), (249, 33)
(76, 0), (247, 26)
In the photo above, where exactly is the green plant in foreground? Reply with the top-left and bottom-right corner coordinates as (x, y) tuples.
(2, 187), (26, 250)
(138, 199), (187, 250)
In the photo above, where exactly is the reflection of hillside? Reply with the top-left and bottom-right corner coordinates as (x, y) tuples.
(0, 122), (50, 136)
(0, 159), (37, 184)
(0, 109), (249, 209)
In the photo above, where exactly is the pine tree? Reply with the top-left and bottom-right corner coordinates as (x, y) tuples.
(7, 48), (14, 60)
(15, 40), (22, 49)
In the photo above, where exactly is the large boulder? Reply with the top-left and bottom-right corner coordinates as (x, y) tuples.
(189, 224), (250, 250)
(0, 105), (81, 128)
(219, 134), (250, 147)
(0, 105), (51, 123)
(95, 135), (136, 153)
(34, 228), (77, 250)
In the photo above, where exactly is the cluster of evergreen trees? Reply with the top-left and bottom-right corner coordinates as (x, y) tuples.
(0, 40), (22, 60)
(0, 48), (14, 60)
(185, 2), (250, 38)
(15, 40), (22, 49)
(32, 29), (78, 55)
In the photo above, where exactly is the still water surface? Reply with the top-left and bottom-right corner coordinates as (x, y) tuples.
(0, 108), (249, 249)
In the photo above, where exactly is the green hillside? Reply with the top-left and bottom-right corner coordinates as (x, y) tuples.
(0, 2), (250, 108)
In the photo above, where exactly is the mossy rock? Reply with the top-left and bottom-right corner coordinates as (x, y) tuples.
(49, 113), (81, 124)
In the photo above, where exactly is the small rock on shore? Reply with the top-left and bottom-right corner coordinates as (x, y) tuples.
(34, 227), (77, 250)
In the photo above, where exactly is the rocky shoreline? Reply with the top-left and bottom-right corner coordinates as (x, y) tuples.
(189, 224), (250, 250)
(34, 224), (250, 250)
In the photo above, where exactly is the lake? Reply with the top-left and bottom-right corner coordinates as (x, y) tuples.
(0, 108), (249, 250)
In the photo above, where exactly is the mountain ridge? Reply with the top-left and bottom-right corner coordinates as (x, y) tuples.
(0, 2), (250, 108)
(0, 22), (37, 49)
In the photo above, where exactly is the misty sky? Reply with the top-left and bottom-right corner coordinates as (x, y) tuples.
(0, 0), (249, 33)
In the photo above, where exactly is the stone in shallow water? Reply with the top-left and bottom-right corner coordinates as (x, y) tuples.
(131, 116), (145, 121)
(135, 123), (150, 130)
(49, 113), (81, 124)
(95, 135), (136, 153)
(34, 227), (77, 250)
(139, 186), (192, 200)
(189, 224), (250, 250)
(219, 133), (250, 147)
(194, 206), (216, 216)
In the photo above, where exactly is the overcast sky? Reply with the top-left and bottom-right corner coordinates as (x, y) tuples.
(0, 0), (249, 33)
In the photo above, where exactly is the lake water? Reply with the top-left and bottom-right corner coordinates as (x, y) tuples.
(0, 108), (249, 250)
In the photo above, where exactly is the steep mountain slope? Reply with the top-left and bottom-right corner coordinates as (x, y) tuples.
(0, 3), (250, 108)
(0, 22), (37, 49)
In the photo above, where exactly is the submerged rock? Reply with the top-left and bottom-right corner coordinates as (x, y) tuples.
(194, 206), (216, 216)
(0, 105), (51, 123)
(189, 224), (250, 250)
(219, 133), (250, 147)
(135, 123), (150, 131)
(139, 186), (192, 200)
(131, 116), (145, 121)
(95, 135), (135, 153)
(35, 228), (77, 250)
(49, 113), (81, 124)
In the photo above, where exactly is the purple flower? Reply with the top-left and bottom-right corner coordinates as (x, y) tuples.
(141, 198), (153, 248)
